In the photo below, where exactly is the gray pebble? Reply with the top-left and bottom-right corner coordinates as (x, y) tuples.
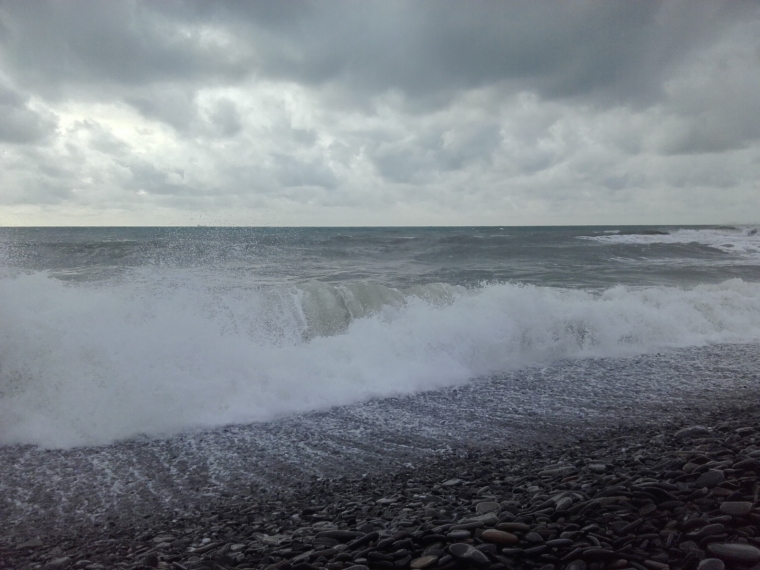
(707, 543), (760, 564)
(675, 426), (710, 439)
(694, 469), (725, 488)
(698, 559), (725, 570)
(448, 543), (489, 565)
(719, 501), (753, 516)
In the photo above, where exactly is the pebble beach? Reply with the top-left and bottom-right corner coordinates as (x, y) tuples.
(4, 397), (760, 570)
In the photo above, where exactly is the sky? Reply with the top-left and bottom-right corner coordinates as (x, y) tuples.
(0, 1), (759, 227)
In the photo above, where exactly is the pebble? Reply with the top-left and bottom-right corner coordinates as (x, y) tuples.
(698, 559), (726, 570)
(525, 531), (544, 543)
(7, 404), (760, 570)
(410, 555), (438, 569)
(707, 543), (760, 564)
(480, 529), (518, 545)
(694, 469), (725, 488)
(497, 522), (531, 532)
(719, 501), (753, 516)
(675, 426), (710, 438)
(16, 538), (44, 549)
(448, 542), (489, 565)
(475, 501), (500, 514)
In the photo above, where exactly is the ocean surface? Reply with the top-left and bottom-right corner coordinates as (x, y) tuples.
(1, 225), (760, 449)
(3, 225), (760, 536)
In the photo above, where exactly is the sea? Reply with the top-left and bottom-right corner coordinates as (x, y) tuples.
(2, 225), (760, 534)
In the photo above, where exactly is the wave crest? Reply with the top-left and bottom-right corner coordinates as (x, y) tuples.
(1, 272), (760, 447)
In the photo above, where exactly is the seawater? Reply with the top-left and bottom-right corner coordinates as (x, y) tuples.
(2, 225), (760, 448)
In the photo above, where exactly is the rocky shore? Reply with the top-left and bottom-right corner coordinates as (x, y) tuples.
(3, 401), (760, 570)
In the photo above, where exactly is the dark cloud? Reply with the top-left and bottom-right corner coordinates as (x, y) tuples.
(1, 0), (752, 105)
(0, 1), (252, 96)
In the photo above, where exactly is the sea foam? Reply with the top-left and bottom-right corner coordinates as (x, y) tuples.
(1, 271), (760, 448)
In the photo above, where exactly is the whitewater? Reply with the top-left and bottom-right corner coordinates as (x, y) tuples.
(1, 226), (760, 448)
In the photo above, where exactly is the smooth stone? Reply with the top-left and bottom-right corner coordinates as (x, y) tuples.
(16, 538), (44, 549)
(546, 538), (574, 548)
(460, 513), (499, 526)
(476, 501), (501, 515)
(555, 497), (574, 511)
(316, 530), (364, 542)
(582, 549), (618, 561)
(707, 543), (760, 564)
(588, 464), (607, 473)
(481, 529), (518, 545)
(538, 466), (575, 476)
(446, 530), (471, 541)
(442, 478), (462, 487)
(448, 543), (490, 565)
(46, 558), (72, 569)
(410, 556), (438, 569)
(695, 470), (725, 488)
(675, 426), (710, 439)
(497, 522), (531, 532)
(525, 532), (544, 543)
(698, 559), (725, 570)
(566, 561), (587, 570)
(689, 524), (725, 539)
(345, 566), (370, 570)
(719, 501), (753, 516)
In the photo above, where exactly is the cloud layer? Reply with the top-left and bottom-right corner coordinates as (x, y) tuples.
(0, 0), (759, 225)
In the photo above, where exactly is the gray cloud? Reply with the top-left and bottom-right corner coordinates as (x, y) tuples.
(0, 82), (57, 144)
(0, 0), (758, 225)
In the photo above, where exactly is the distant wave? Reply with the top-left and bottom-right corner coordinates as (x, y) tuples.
(581, 227), (760, 258)
(2, 272), (760, 448)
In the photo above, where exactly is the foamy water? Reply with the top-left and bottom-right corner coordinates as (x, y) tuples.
(2, 266), (760, 447)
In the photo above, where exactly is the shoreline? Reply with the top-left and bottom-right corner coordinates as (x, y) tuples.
(3, 398), (760, 570)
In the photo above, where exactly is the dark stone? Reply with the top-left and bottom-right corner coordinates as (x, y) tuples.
(707, 544), (760, 564)
(694, 470), (725, 489)
(448, 543), (490, 565)
(697, 559), (725, 570)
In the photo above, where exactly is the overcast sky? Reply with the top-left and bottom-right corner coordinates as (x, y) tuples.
(0, 0), (759, 226)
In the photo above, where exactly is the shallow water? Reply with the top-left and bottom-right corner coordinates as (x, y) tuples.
(2, 342), (758, 539)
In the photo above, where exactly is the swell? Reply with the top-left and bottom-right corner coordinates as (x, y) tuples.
(1, 271), (760, 448)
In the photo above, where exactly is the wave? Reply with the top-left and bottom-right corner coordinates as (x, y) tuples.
(582, 227), (760, 258)
(2, 272), (760, 448)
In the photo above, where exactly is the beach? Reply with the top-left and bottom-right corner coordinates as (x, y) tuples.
(2, 344), (760, 569)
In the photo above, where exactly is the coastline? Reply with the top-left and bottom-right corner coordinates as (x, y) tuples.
(3, 393), (760, 569)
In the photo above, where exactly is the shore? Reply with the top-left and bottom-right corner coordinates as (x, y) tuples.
(3, 397), (760, 570)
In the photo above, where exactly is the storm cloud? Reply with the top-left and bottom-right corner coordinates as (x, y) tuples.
(0, 0), (758, 225)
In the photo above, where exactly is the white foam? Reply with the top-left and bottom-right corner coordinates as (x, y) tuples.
(582, 227), (760, 259)
(2, 271), (760, 448)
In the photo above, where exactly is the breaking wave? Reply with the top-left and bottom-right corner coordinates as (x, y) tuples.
(1, 270), (760, 448)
